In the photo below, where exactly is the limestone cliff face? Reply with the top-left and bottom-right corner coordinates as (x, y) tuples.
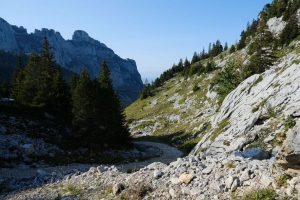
(0, 18), (143, 102)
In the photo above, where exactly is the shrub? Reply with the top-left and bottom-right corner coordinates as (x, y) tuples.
(192, 83), (200, 92)
(284, 116), (296, 129)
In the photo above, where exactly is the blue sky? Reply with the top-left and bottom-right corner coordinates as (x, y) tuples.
(1, 0), (272, 82)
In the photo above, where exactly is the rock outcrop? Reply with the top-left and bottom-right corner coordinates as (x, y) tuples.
(0, 17), (143, 102)
(275, 120), (300, 173)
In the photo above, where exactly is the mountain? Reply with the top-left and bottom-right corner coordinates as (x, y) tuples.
(0, 17), (143, 102)
(126, 0), (300, 172)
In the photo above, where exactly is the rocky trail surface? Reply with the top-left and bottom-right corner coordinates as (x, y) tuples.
(0, 142), (183, 179)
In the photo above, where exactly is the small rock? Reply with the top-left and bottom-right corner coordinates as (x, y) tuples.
(21, 144), (35, 155)
(202, 167), (212, 174)
(225, 176), (234, 189)
(240, 170), (250, 181)
(179, 172), (194, 184)
(231, 179), (238, 192)
(169, 188), (176, 198)
(154, 170), (163, 178)
(170, 177), (180, 185)
(181, 186), (190, 195)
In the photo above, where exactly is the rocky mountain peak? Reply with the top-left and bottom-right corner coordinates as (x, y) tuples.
(0, 17), (143, 102)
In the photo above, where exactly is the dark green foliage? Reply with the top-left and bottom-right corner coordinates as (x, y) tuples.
(277, 174), (292, 186)
(72, 69), (93, 136)
(237, 20), (259, 50)
(245, 16), (277, 77)
(72, 61), (131, 149)
(279, 13), (300, 46)
(229, 45), (236, 54)
(98, 60), (131, 148)
(214, 61), (241, 103)
(192, 83), (200, 92)
(224, 42), (228, 51)
(284, 115), (296, 129)
(204, 61), (216, 73)
(10, 56), (25, 99)
(191, 52), (200, 64)
(69, 73), (79, 98)
(16, 37), (70, 111)
(140, 83), (152, 99)
(0, 79), (10, 97)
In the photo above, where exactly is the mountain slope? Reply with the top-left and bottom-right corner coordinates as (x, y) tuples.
(125, 3), (300, 162)
(0, 18), (143, 102)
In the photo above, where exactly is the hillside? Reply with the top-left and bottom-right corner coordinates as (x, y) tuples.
(2, 0), (300, 199)
(125, 2), (300, 158)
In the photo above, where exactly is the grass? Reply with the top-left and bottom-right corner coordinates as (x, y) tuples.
(118, 184), (153, 200)
(238, 188), (277, 200)
(226, 161), (236, 168)
(284, 115), (296, 130)
(210, 118), (229, 142)
(277, 174), (292, 187)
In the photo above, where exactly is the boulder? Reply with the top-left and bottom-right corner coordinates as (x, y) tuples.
(21, 144), (34, 155)
(243, 148), (270, 160)
(275, 123), (300, 171)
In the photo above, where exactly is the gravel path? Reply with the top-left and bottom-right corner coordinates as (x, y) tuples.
(0, 142), (183, 179)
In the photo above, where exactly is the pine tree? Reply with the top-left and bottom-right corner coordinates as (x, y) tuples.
(98, 60), (131, 148)
(11, 55), (25, 100)
(224, 42), (228, 51)
(229, 45), (236, 54)
(191, 52), (199, 64)
(51, 68), (71, 112)
(279, 13), (299, 46)
(69, 73), (80, 99)
(72, 69), (94, 137)
(246, 15), (276, 76)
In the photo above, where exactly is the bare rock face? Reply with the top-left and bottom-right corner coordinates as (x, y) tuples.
(275, 121), (300, 172)
(0, 17), (143, 102)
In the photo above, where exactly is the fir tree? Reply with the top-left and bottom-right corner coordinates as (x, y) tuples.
(11, 55), (25, 100)
(72, 69), (94, 137)
(98, 60), (131, 147)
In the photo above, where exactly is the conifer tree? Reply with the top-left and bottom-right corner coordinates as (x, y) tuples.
(98, 60), (131, 147)
(72, 69), (94, 137)
(246, 15), (276, 75)
(11, 55), (25, 100)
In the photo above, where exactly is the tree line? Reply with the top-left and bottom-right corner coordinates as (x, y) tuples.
(0, 36), (131, 150)
(140, 39), (228, 99)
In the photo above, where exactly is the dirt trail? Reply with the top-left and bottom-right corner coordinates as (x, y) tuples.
(0, 142), (183, 179)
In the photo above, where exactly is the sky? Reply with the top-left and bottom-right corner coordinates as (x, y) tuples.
(1, 0), (272, 82)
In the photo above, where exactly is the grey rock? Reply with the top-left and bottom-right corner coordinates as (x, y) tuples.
(169, 188), (176, 198)
(240, 170), (250, 182)
(0, 17), (143, 102)
(275, 123), (300, 170)
(230, 179), (238, 192)
(202, 167), (212, 174)
(225, 176), (234, 189)
(21, 144), (35, 155)
(181, 186), (190, 195)
(153, 170), (162, 178)
(260, 174), (272, 187)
